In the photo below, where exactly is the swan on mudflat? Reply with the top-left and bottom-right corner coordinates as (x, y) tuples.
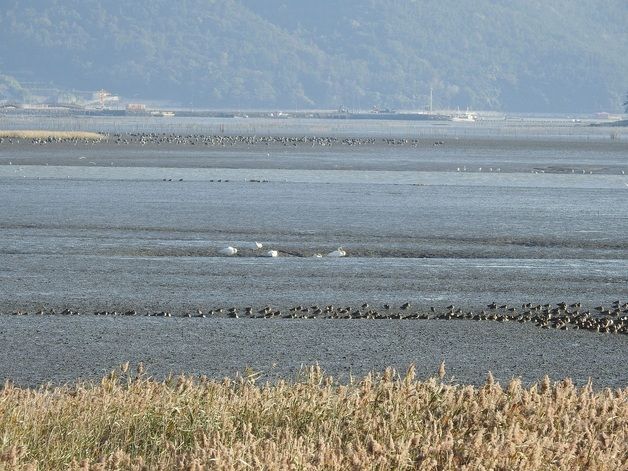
(265, 250), (278, 257)
(327, 247), (346, 257)
(220, 246), (238, 256)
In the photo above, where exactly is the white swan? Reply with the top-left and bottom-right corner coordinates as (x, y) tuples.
(265, 250), (278, 257)
(312, 253), (323, 258)
(327, 247), (346, 257)
(220, 246), (238, 256)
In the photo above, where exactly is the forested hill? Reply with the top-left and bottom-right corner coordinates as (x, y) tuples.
(1, 0), (626, 112)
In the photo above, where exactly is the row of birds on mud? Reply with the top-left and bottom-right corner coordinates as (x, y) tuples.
(7, 301), (627, 335)
(0, 133), (437, 148)
(0, 136), (101, 145)
(106, 134), (431, 147)
(109, 134), (394, 147)
(160, 178), (271, 183)
(218, 243), (346, 258)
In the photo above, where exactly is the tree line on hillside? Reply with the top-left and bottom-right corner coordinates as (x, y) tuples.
(0, 0), (626, 112)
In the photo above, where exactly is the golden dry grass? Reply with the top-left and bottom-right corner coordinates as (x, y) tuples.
(0, 364), (626, 470)
(0, 130), (104, 140)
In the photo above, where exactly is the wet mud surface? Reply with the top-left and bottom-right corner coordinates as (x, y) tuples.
(0, 132), (626, 386)
(1, 317), (626, 388)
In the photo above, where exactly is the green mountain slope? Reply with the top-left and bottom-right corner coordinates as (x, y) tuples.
(0, 0), (626, 112)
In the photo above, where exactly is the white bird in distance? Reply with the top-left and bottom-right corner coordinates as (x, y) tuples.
(327, 247), (346, 257)
(220, 246), (238, 256)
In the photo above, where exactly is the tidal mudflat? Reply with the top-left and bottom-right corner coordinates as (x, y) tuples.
(0, 124), (626, 386)
(1, 316), (627, 388)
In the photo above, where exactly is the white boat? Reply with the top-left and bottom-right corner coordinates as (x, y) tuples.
(150, 111), (176, 117)
(452, 112), (478, 122)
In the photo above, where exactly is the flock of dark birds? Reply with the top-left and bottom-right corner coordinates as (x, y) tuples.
(1, 133), (429, 147)
(109, 133), (391, 147)
(6, 301), (627, 335)
(0, 136), (101, 145)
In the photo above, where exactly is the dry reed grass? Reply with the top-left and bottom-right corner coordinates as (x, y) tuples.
(0, 364), (626, 470)
(0, 130), (104, 140)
